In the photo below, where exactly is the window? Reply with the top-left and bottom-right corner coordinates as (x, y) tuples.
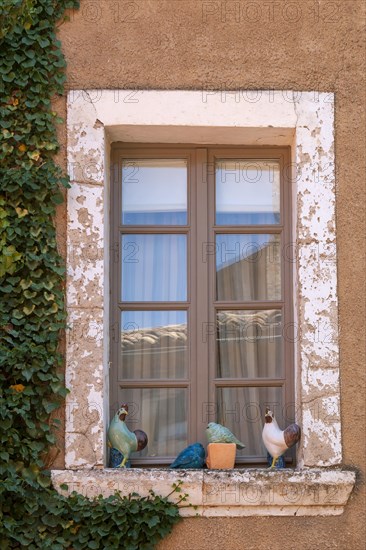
(61, 90), (355, 516)
(110, 144), (293, 466)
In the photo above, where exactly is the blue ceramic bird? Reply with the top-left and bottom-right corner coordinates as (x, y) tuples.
(169, 443), (206, 469)
(206, 422), (246, 449)
(108, 403), (148, 468)
(109, 447), (131, 468)
(266, 452), (285, 469)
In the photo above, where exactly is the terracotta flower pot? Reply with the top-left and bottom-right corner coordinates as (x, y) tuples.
(206, 443), (236, 469)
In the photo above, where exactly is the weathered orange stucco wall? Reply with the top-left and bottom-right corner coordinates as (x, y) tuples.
(54, 1), (365, 548)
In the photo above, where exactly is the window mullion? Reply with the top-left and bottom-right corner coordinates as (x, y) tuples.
(194, 148), (209, 444)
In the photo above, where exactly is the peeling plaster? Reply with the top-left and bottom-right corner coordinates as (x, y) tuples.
(294, 95), (341, 466)
(65, 90), (341, 470)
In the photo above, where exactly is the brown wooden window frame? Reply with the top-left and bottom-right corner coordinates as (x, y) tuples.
(110, 143), (294, 467)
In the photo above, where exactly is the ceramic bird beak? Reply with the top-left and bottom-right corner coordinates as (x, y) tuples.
(264, 408), (274, 423)
(118, 407), (129, 419)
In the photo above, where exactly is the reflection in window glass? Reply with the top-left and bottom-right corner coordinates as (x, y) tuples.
(122, 159), (187, 225)
(216, 234), (281, 301)
(121, 234), (187, 301)
(117, 388), (188, 458)
(216, 310), (283, 378)
(120, 311), (188, 379)
(216, 160), (280, 224)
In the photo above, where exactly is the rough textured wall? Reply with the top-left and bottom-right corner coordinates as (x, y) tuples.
(54, 1), (365, 548)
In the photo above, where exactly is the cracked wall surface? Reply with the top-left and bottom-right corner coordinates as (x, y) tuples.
(65, 90), (341, 470)
(294, 98), (341, 467)
(66, 107), (105, 466)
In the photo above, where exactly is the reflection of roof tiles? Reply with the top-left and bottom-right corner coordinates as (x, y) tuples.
(217, 311), (280, 327)
(121, 311), (280, 349)
(121, 324), (187, 349)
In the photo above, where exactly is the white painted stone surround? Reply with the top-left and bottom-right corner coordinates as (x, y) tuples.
(52, 90), (355, 516)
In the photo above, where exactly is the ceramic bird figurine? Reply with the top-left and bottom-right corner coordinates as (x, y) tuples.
(266, 452), (285, 469)
(108, 403), (148, 468)
(109, 447), (131, 468)
(206, 422), (245, 449)
(169, 443), (206, 469)
(262, 408), (301, 468)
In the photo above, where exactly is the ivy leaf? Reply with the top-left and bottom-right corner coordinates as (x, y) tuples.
(42, 400), (59, 414)
(49, 302), (58, 313)
(51, 192), (64, 205)
(28, 150), (40, 161)
(0, 419), (12, 431)
(146, 515), (160, 528)
(3, 72), (16, 82)
(41, 514), (59, 527)
(24, 290), (37, 299)
(22, 368), (33, 381)
(29, 226), (42, 238)
(23, 304), (35, 315)
(15, 207), (28, 217)
(20, 279), (32, 289)
(37, 474), (51, 488)
(12, 309), (24, 320)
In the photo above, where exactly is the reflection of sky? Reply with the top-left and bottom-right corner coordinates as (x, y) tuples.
(121, 159), (281, 225)
(122, 310), (187, 331)
(216, 234), (279, 269)
(216, 160), (280, 212)
(122, 160), (187, 224)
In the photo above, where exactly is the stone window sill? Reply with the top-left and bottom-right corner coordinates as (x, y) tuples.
(51, 468), (355, 517)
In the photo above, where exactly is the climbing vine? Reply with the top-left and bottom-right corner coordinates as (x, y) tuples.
(0, 1), (183, 547)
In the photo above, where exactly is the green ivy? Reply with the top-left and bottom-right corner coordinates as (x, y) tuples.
(0, 1), (183, 547)
(0, 482), (185, 549)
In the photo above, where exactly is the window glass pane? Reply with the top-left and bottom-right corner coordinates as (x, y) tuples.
(216, 310), (283, 378)
(121, 234), (187, 301)
(216, 234), (281, 301)
(119, 311), (188, 379)
(216, 160), (280, 224)
(216, 387), (285, 457)
(116, 388), (188, 458)
(122, 159), (187, 225)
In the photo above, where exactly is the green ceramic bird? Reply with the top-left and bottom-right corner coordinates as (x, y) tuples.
(206, 422), (245, 449)
(108, 404), (148, 467)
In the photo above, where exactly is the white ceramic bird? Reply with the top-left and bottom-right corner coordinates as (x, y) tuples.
(262, 408), (301, 468)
